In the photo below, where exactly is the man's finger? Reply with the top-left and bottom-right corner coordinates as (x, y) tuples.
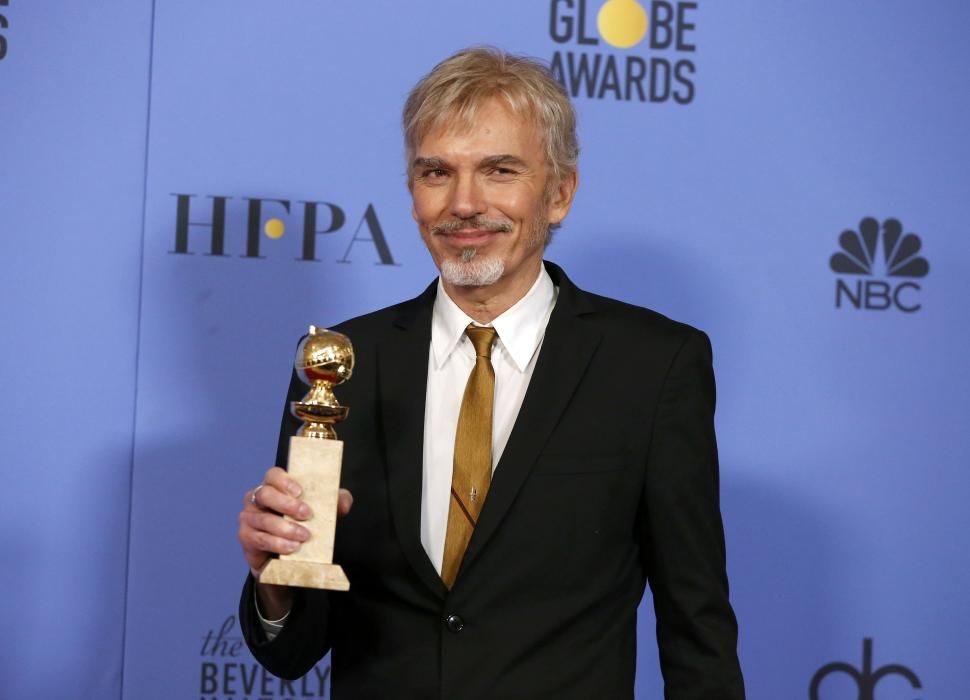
(250, 482), (312, 520)
(264, 465), (303, 497)
(241, 509), (311, 542)
(243, 527), (303, 556)
(337, 488), (354, 516)
(244, 485), (264, 508)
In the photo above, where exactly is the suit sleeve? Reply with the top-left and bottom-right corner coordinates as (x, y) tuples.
(640, 329), (745, 699)
(238, 362), (334, 679)
(238, 573), (332, 679)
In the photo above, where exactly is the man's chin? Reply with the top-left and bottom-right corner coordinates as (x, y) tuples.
(440, 256), (505, 287)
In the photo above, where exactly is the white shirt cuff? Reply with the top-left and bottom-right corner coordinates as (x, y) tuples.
(254, 588), (290, 641)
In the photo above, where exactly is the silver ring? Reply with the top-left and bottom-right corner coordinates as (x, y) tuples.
(250, 484), (264, 506)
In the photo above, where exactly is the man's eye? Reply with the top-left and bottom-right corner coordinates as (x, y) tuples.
(490, 167), (517, 176)
(424, 168), (447, 178)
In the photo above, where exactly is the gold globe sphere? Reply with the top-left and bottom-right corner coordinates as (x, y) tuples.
(292, 325), (354, 439)
(295, 326), (354, 387)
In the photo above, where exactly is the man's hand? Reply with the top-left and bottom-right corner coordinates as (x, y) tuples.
(239, 466), (353, 619)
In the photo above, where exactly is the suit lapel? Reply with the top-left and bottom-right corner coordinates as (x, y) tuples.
(461, 263), (601, 576)
(379, 282), (449, 599)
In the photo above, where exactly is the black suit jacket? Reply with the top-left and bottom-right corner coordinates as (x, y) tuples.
(241, 262), (745, 700)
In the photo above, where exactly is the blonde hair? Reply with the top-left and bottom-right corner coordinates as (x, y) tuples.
(403, 46), (579, 186)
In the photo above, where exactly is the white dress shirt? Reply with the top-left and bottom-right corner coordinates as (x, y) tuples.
(421, 266), (557, 573)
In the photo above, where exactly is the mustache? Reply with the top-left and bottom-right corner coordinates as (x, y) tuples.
(430, 217), (513, 236)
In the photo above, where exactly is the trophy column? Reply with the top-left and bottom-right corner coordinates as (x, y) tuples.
(259, 326), (352, 591)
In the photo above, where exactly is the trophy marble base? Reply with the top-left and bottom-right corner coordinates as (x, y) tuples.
(259, 560), (349, 591)
(258, 435), (350, 591)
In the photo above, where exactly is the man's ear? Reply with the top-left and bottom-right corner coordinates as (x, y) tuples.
(547, 170), (579, 225)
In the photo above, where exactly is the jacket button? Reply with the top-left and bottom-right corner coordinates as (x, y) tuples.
(445, 614), (464, 633)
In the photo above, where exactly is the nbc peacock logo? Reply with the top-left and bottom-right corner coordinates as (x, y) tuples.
(0, 0), (9, 61)
(830, 217), (930, 313)
(548, 0), (698, 104)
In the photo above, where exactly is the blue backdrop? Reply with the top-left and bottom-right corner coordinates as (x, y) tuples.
(2, 2), (968, 699)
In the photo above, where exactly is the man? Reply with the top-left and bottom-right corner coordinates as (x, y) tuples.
(238, 47), (745, 699)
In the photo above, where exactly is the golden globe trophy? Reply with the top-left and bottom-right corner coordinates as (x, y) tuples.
(259, 326), (352, 591)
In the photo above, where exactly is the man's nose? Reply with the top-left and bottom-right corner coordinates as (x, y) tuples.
(449, 174), (485, 219)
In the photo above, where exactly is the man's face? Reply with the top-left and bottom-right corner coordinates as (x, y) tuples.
(410, 98), (575, 292)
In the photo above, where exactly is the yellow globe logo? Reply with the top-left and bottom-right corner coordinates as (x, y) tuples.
(264, 217), (285, 239)
(597, 0), (649, 49)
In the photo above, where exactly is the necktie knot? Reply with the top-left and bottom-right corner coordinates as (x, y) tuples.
(465, 324), (497, 359)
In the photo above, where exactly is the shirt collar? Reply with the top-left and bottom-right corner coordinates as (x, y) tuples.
(431, 265), (557, 373)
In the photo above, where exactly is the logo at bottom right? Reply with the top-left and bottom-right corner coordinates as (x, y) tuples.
(809, 638), (922, 700)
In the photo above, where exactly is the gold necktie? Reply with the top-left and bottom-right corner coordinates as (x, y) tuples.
(441, 324), (498, 589)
